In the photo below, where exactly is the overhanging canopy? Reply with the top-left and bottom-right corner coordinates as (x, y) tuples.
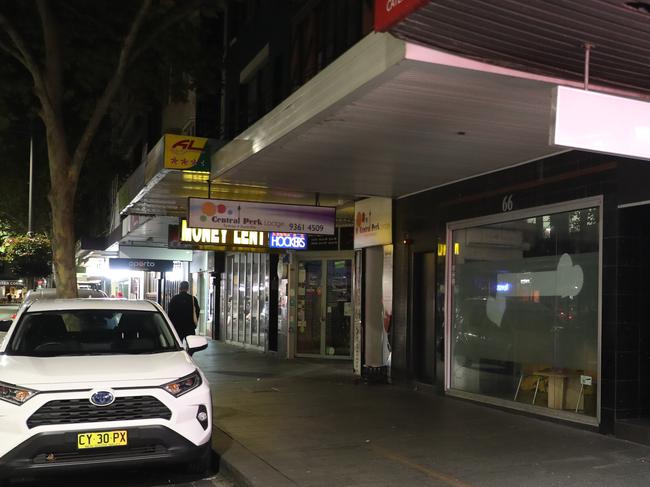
(211, 32), (648, 199)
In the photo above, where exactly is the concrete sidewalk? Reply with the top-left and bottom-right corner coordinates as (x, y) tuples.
(196, 342), (650, 487)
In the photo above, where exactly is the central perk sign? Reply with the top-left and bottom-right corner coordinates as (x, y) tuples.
(188, 198), (336, 235)
(354, 197), (392, 249)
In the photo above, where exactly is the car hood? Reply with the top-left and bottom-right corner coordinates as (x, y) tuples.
(0, 351), (197, 390)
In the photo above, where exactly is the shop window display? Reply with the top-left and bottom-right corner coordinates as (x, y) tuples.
(450, 205), (599, 417)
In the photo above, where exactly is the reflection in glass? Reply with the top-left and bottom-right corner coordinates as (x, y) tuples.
(450, 206), (599, 416)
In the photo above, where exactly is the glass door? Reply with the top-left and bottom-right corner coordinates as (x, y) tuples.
(296, 260), (323, 355)
(296, 255), (353, 358)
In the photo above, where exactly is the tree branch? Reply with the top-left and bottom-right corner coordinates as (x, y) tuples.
(0, 36), (26, 67)
(0, 10), (45, 88)
(0, 8), (54, 123)
(68, 0), (152, 184)
(129, 0), (201, 65)
(37, 0), (64, 111)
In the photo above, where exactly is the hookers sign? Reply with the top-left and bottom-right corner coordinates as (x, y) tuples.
(109, 258), (174, 273)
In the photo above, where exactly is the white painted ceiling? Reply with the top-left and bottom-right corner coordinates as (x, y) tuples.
(216, 58), (564, 199)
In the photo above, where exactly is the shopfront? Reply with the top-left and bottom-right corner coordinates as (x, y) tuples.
(294, 251), (354, 358)
(389, 150), (624, 430)
(445, 197), (601, 424)
(222, 252), (271, 350)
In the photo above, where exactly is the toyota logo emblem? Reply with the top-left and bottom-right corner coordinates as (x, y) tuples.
(89, 390), (115, 407)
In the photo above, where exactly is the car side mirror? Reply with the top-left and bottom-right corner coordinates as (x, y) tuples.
(0, 320), (12, 332)
(184, 335), (208, 355)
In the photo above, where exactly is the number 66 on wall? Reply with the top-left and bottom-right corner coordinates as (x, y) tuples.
(501, 194), (514, 212)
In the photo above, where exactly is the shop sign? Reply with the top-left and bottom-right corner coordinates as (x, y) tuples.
(269, 233), (307, 250)
(374, 0), (429, 32)
(163, 134), (211, 172)
(354, 197), (392, 249)
(109, 258), (174, 273)
(551, 86), (650, 160)
(0, 280), (23, 286)
(169, 219), (268, 251)
(307, 233), (339, 251)
(188, 198), (336, 235)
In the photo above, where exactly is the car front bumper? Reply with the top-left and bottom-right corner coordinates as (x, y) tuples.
(0, 425), (211, 478)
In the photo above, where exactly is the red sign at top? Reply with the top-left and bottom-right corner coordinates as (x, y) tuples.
(374, 0), (429, 32)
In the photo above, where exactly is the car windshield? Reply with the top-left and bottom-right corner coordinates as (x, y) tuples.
(6, 310), (181, 357)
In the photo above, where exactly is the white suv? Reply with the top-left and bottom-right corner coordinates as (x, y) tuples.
(0, 299), (212, 482)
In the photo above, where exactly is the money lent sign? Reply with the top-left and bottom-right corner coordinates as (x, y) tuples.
(188, 198), (336, 235)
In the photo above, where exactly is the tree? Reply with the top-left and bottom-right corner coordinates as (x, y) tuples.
(0, 0), (215, 297)
(3, 233), (52, 290)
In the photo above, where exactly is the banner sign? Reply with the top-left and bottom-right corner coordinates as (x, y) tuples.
(306, 227), (354, 251)
(188, 198), (336, 235)
(307, 233), (339, 251)
(163, 134), (211, 172)
(354, 197), (392, 249)
(109, 258), (174, 273)
(0, 280), (23, 286)
(374, 0), (429, 32)
(269, 233), (307, 250)
(169, 220), (268, 252)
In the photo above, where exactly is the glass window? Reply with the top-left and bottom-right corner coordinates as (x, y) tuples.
(9, 310), (180, 356)
(245, 253), (252, 344)
(325, 259), (352, 357)
(450, 205), (599, 417)
(259, 254), (269, 347)
(251, 253), (260, 346)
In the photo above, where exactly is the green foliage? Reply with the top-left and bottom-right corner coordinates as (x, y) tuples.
(3, 234), (52, 278)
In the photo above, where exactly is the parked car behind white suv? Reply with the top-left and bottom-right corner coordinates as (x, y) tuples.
(0, 299), (212, 483)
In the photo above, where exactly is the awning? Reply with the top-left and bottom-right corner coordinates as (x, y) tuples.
(117, 134), (354, 223)
(211, 32), (648, 199)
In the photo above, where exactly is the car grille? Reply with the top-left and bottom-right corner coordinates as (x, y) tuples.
(33, 445), (167, 464)
(27, 396), (172, 428)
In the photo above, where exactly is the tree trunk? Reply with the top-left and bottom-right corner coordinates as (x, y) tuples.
(44, 121), (78, 299)
(49, 183), (77, 298)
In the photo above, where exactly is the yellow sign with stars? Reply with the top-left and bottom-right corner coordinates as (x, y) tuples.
(163, 134), (210, 172)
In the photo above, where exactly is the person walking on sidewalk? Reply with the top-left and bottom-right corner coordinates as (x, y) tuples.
(167, 281), (200, 341)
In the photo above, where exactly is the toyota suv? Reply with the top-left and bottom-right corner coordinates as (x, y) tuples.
(0, 299), (212, 482)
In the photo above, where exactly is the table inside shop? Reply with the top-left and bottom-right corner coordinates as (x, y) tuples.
(533, 369), (572, 410)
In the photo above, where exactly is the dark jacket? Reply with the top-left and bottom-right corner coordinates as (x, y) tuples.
(167, 291), (200, 339)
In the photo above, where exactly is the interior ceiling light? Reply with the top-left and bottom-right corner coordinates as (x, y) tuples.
(625, 2), (650, 14)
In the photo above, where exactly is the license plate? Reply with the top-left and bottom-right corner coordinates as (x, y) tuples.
(77, 430), (128, 449)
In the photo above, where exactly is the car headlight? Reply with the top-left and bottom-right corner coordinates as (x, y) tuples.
(161, 371), (202, 397)
(0, 381), (38, 405)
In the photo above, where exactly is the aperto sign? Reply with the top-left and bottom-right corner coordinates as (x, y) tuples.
(187, 197), (336, 235)
(109, 258), (173, 273)
(269, 233), (307, 250)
